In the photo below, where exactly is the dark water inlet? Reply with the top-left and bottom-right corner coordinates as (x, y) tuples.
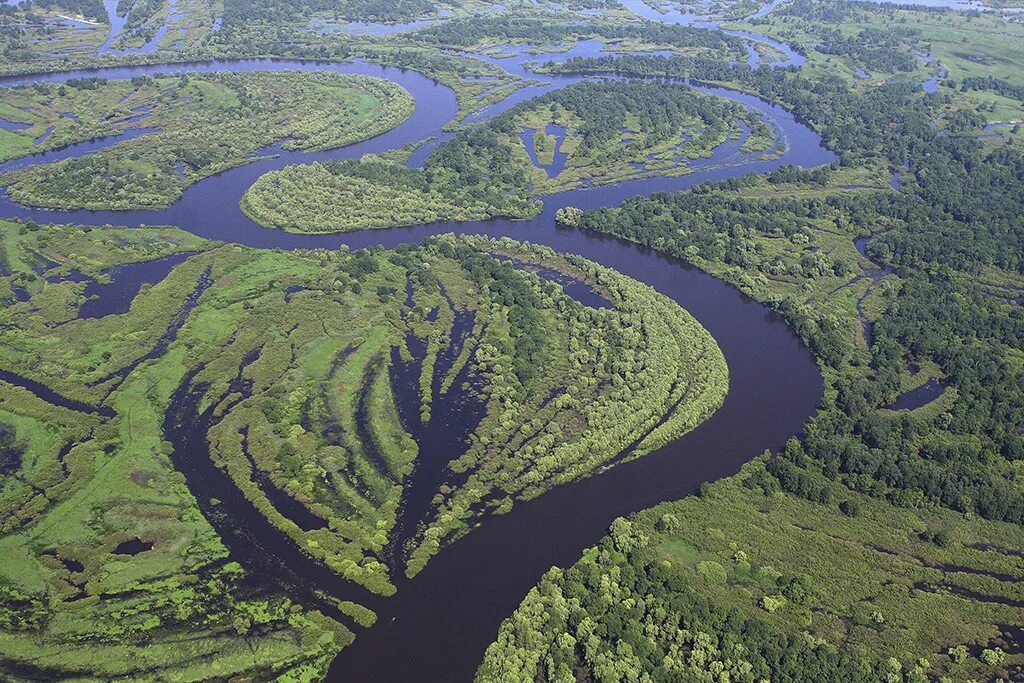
(112, 538), (153, 555)
(0, 118), (32, 132)
(0, 15), (834, 682)
(77, 251), (196, 318)
(239, 427), (327, 532)
(888, 378), (945, 411)
(385, 321), (488, 573)
(0, 369), (113, 417)
(163, 372), (382, 624)
(492, 254), (613, 309)
(519, 123), (569, 178)
(0, 127), (160, 175)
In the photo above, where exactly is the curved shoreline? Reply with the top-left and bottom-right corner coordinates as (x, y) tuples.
(0, 50), (834, 242)
(325, 233), (823, 682)
(0, 14), (831, 683)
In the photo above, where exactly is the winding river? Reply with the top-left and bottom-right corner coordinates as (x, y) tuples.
(0, 7), (837, 681)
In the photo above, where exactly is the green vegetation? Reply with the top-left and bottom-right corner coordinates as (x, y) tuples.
(0, 2), (108, 64)
(488, 4), (1024, 675)
(0, 0), (231, 68)
(134, 232), (725, 584)
(412, 14), (748, 61)
(722, 0), (1024, 145)
(31, 0), (107, 20)
(0, 221), (346, 682)
(478, 456), (1024, 682)
(500, 80), (774, 193)
(3, 1), (1024, 680)
(557, 163), (1024, 528)
(241, 79), (775, 232)
(0, 220), (726, 674)
(109, 0), (170, 50)
(240, 156), (541, 232)
(222, 0), (437, 26)
(400, 236), (728, 575)
(153, 0), (223, 51)
(0, 71), (413, 209)
(348, 46), (533, 128)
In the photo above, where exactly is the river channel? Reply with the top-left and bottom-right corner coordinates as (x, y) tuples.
(0, 8), (837, 681)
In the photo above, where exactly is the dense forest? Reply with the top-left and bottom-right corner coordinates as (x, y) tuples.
(478, 456), (1024, 682)
(222, 0), (436, 25)
(545, 34), (1024, 519)
(543, 52), (1024, 271)
(479, 521), (900, 683)
(568, 170), (1024, 521)
(479, 8), (1024, 678)
(770, 0), (922, 71)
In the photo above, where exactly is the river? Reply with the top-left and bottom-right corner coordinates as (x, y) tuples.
(0, 6), (836, 682)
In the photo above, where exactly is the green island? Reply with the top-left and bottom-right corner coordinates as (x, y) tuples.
(0, 71), (414, 209)
(410, 14), (749, 60)
(240, 79), (776, 232)
(0, 219), (725, 677)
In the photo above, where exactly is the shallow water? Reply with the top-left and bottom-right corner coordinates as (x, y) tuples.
(99, 0), (181, 55)
(519, 123), (569, 177)
(889, 378), (945, 410)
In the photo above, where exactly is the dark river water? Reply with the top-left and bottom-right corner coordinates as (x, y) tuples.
(0, 14), (837, 682)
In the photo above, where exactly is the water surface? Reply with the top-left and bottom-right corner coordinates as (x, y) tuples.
(0, 7), (838, 681)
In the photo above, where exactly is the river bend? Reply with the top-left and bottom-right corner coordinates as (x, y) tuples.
(0, 12), (835, 682)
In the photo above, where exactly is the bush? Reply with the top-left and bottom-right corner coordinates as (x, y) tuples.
(696, 560), (727, 584)
(947, 645), (968, 664)
(980, 647), (1005, 667)
(656, 513), (680, 533)
(760, 594), (787, 613)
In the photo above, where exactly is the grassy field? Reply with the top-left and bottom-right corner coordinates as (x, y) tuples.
(0, 71), (414, 210)
(156, 0), (224, 50)
(640, 456), (1024, 681)
(0, 4), (108, 65)
(479, 455), (1024, 682)
(240, 157), (542, 232)
(0, 221), (346, 681)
